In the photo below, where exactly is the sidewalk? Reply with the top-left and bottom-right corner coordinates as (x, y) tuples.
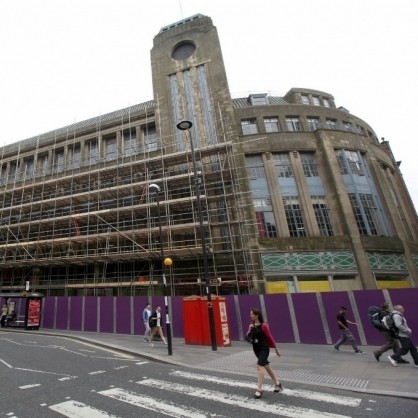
(2, 328), (417, 399)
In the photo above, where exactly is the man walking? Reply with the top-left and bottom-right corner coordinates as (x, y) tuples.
(142, 303), (151, 342)
(373, 302), (409, 364)
(149, 305), (168, 348)
(388, 305), (418, 367)
(334, 306), (363, 353)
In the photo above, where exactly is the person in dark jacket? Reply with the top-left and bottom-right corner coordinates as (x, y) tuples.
(333, 306), (363, 353)
(246, 308), (282, 399)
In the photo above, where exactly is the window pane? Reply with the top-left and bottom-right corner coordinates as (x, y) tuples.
(264, 117), (280, 133)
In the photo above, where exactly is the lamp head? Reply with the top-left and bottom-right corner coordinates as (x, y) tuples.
(176, 120), (193, 131)
(148, 183), (161, 193)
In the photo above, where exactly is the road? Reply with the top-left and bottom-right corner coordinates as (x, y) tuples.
(0, 333), (416, 417)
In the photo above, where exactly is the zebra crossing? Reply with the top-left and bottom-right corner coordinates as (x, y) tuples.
(48, 369), (363, 417)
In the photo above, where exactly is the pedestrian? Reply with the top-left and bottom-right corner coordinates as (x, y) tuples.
(373, 303), (409, 364)
(333, 306), (363, 353)
(149, 305), (168, 348)
(1, 302), (8, 328)
(387, 305), (418, 368)
(142, 303), (152, 342)
(246, 308), (282, 399)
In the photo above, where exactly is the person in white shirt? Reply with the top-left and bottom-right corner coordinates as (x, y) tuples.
(149, 305), (167, 347)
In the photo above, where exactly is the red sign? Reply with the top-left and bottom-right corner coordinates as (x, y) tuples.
(27, 299), (41, 327)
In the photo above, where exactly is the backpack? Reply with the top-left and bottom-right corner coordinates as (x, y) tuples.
(382, 313), (402, 337)
(367, 306), (387, 330)
(148, 314), (157, 328)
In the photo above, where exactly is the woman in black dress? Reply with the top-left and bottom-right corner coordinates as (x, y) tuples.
(246, 308), (283, 399)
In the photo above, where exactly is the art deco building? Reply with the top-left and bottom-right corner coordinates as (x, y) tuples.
(1, 14), (417, 296)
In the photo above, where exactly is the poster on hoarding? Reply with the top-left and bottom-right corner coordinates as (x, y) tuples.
(27, 299), (41, 327)
(219, 301), (228, 322)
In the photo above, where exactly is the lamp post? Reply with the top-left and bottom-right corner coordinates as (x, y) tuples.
(148, 183), (173, 355)
(176, 120), (217, 351)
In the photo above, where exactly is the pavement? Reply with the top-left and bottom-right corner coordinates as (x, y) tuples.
(1, 327), (417, 399)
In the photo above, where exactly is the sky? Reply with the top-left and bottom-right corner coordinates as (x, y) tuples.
(1, 0), (417, 209)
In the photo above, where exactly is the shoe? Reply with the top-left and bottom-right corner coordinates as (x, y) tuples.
(397, 358), (410, 364)
(149, 342), (154, 348)
(334, 346), (340, 351)
(165, 344), (168, 348)
(373, 351), (380, 362)
(254, 390), (263, 399)
(355, 350), (364, 354)
(274, 383), (283, 393)
(144, 337), (149, 342)
(414, 364), (418, 368)
(388, 355), (397, 367)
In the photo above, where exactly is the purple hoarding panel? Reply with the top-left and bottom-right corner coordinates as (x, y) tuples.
(42, 297), (55, 328)
(84, 297), (98, 332)
(99, 297), (114, 333)
(292, 293), (327, 344)
(388, 288), (418, 337)
(321, 291), (361, 345)
(353, 290), (386, 345)
(171, 296), (183, 338)
(238, 295), (261, 339)
(56, 297), (69, 330)
(69, 297), (83, 331)
(224, 295), (239, 341)
(264, 294), (295, 343)
(116, 297), (131, 334)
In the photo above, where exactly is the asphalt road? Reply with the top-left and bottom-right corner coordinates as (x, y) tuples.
(0, 333), (416, 417)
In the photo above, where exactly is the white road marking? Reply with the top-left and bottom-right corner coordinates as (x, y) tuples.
(171, 370), (362, 407)
(136, 378), (351, 418)
(49, 400), (120, 417)
(135, 361), (149, 365)
(15, 367), (76, 378)
(99, 387), (208, 418)
(78, 349), (96, 353)
(58, 376), (78, 381)
(114, 365), (129, 370)
(89, 370), (106, 375)
(0, 358), (13, 368)
(19, 384), (41, 389)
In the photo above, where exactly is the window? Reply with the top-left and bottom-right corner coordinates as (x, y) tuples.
(69, 144), (80, 169)
(312, 196), (333, 236)
(250, 94), (268, 106)
(345, 150), (364, 176)
(300, 153), (319, 177)
(349, 193), (380, 235)
(343, 121), (353, 132)
(286, 117), (301, 132)
(326, 119), (337, 129)
(254, 198), (277, 238)
(307, 117), (320, 131)
(123, 128), (137, 156)
(105, 137), (117, 161)
(241, 119), (258, 135)
(312, 97), (320, 106)
(323, 98), (331, 107)
(54, 149), (65, 172)
(274, 153), (293, 178)
(87, 140), (98, 164)
(24, 157), (34, 179)
(301, 95), (310, 105)
(264, 117), (280, 133)
(283, 196), (306, 237)
(143, 124), (158, 151)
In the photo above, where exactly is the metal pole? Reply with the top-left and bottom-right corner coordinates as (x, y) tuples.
(177, 122), (217, 351)
(150, 184), (173, 355)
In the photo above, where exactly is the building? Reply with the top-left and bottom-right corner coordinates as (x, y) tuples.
(1, 14), (417, 296)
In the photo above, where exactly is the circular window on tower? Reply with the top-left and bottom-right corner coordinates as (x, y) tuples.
(172, 41), (196, 60)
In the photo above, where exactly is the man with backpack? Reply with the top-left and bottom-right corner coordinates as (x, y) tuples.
(372, 303), (408, 363)
(387, 305), (418, 368)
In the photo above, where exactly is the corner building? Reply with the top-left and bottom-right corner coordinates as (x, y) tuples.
(1, 14), (417, 296)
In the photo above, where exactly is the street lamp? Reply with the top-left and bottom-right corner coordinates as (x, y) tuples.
(148, 183), (173, 355)
(176, 120), (217, 351)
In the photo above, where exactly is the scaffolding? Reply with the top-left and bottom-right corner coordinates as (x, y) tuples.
(0, 104), (260, 296)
